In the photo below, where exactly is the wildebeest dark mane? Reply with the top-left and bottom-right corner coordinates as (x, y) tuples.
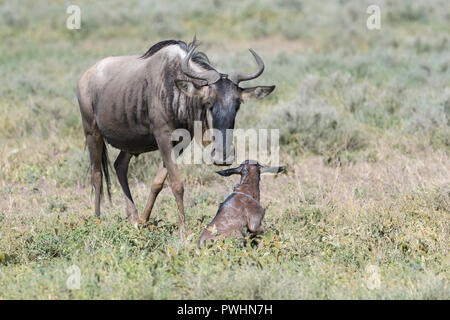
(140, 39), (215, 71)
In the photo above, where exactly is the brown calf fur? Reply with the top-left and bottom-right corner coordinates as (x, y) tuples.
(198, 160), (286, 247)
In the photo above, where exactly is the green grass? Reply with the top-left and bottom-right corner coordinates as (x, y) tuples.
(0, 0), (449, 299)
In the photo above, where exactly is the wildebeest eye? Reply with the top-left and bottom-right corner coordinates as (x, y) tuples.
(235, 99), (241, 111)
(205, 100), (214, 109)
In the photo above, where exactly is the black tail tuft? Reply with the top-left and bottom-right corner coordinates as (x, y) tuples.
(101, 142), (111, 202)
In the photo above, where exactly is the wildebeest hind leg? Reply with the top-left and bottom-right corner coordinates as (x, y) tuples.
(85, 131), (104, 218)
(114, 151), (139, 225)
(140, 162), (168, 223)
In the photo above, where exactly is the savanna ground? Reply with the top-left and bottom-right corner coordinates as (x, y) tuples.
(0, 0), (449, 299)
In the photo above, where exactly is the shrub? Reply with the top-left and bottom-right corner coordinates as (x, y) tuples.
(262, 77), (368, 165)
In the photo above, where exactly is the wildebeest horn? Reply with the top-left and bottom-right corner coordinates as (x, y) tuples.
(229, 49), (265, 84)
(182, 45), (220, 85)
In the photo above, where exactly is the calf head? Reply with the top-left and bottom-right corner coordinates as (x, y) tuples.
(216, 160), (286, 183)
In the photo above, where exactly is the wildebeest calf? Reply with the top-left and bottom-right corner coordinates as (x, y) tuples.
(198, 160), (286, 247)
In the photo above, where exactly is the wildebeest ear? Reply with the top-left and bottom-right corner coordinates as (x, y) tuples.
(175, 80), (206, 97)
(216, 166), (241, 177)
(240, 85), (275, 101)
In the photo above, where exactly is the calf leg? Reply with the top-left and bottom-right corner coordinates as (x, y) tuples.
(140, 162), (168, 223)
(114, 151), (139, 225)
(248, 209), (265, 235)
(198, 229), (244, 248)
(198, 229), (213, 248)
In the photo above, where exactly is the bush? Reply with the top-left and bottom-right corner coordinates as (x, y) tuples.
(262, 76), (368, 165)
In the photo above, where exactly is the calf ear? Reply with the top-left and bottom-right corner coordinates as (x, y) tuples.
(175, 80), (206, 97)
(216, 166), (241, 177)
(261, 166), (286, 174)
(240, 85), (275, 102)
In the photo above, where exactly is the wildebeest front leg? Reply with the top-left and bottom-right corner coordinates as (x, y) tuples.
(155, 133), (189, 240)
(114, 151), (139, 225)
(140, 162), (168, 223)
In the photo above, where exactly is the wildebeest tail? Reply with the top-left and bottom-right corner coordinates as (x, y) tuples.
(101, 142), (111, 202)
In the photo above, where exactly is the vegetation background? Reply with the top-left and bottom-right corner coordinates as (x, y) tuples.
(0, 0), (448, 299)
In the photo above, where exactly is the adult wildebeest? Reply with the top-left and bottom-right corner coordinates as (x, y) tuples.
(198, 160), (286, 247)
(77, 37), (275, 238)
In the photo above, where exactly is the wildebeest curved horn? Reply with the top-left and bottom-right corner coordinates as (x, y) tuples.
(182, 45), (220, 85)
(230, 49), (264, 84)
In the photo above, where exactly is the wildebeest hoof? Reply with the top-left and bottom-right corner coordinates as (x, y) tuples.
(128, 215), (139, 228)
(137, 217), (148, 225)
(179, 226), (190, 242)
